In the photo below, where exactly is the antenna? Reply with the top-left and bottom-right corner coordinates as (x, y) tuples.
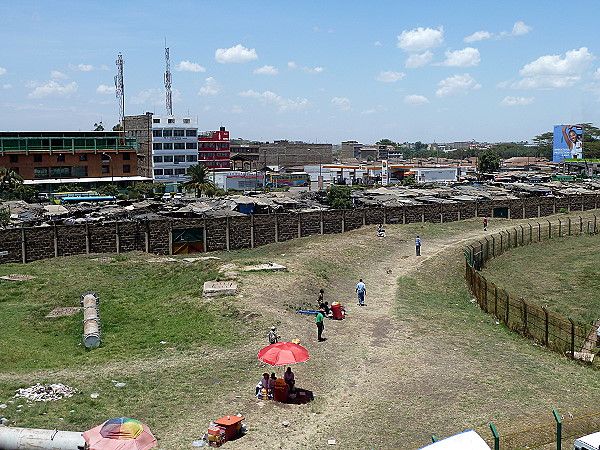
(164, 41), (173, 115)
(114, 53), (125, 131)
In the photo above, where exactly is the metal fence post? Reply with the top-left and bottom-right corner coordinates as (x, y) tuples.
(537, 221), (541, 241)
(542, 306), (549, 347)
(529, 223), (533, 244)
(492, 235), (495, 257)
(489, 423), (500, 450)
(507, 230), (511, 249)
(522, 297), (528, 334)
(579, 216), (583, 233)
(504, 289), (510, 325)
(431, 435), (437, 443)
(558, 218), (562, 237)
(568, 217), (571, 236)
(569, 318), (575, 359)
(547, 219), (552, 238)
(553, 408), (562, 450)
(499, 232), (503, 253)
(520, 225), (524, 246)
(494, 285), (498, 318)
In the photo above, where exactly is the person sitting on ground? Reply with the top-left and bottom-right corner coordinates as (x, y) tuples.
(377, 224), (386, 237)
(269, 372), (277, 394)
(284, 367), (295, 392)
(268, 326), (279, 345)
(318, 288), (324, 305)
(319, 301), (331, 316)
(255, 372), (270, 397)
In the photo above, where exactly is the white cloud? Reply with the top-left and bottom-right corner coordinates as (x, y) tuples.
(254, 65), (278, 75)
(331, 97), (352, 111)
(404, 94), (430, 105)
(439, 47), (480, 67)
(435, 73), (481, 97)
(464, 31), (493, 43)
(215, 44), (258, 63)
(231, 105), (243, 114)
(28, 80), (77, 99)
(198, 77), (221, 96)
(238, 89), (308, 112)
(511, 76), (580, 89)
(500, 96), (534, 106)
(175, 61), (206, 72)
(362, 108), (377, 115)
(288, 61), (298, 69)
(310, 67), (325, 73)
(130, 88), (163, 105)
(512, 21), (532, 36)
(51, 70), (68, 80)
(397, 26), (444, 52)
(3, 84), (12, 89)
(0, 67), (6, 75)
(375, 71), (405, 83)
(374, 41), (382, 47)
(68, 63), (95, 71)
(405, 51), (433, 68)
(96, 84), (115, 94)
(287, 61), (324, 73)
(519, 47), (594, 76)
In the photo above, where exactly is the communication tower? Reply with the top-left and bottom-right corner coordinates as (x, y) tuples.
(164, 45), (173, 115)
(114, 53), (125, 130)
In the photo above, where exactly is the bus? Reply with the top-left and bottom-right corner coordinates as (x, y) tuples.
(45, 191), (115, 204)
(265, 172), (310, 188)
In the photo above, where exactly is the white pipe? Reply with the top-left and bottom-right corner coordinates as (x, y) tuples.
(0, 426), (85, 449)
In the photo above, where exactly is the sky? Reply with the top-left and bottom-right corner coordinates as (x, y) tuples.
(2, 1), (600, 145)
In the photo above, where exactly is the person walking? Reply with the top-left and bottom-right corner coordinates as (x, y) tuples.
(415, 235), (421, 256)
(316, 308), (325, 341)
(356, 279), (366, 306)
(483, 217), (488, 231)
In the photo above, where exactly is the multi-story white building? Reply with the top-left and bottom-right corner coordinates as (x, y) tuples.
(151, 115), (198, 189)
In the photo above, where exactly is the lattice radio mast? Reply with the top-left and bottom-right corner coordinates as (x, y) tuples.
(164, 43), (173, 115)
(114, 53), (125, 130)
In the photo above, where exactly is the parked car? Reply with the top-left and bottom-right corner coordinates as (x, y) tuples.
(162, 192), (172, 200)
(173, 193), (183, 199)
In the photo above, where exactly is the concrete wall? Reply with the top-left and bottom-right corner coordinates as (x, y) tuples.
(0, 194), (598, 264)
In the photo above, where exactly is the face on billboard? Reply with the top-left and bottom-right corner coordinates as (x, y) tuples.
(553, 124), (583, 162)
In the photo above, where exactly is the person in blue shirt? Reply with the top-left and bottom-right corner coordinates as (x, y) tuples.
(355, 279), (366, 306)
(415, 236), (421, 256)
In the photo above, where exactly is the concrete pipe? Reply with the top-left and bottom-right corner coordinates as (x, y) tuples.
(80, 292), (101, 349)
(0, 426), (85, 450)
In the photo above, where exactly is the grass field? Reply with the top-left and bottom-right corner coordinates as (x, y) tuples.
(0, 214), (599, 449)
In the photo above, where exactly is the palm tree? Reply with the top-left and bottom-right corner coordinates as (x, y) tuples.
(183, 164), (215, 197)
(0, 167), (23, 193)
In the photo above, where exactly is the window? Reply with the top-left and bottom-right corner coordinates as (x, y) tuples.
(173, 129), (184, 136)
(163, 168), (173, 175)
(34, 167), (49, 178)
(57, 154), (65, 162)
(79, 154), (87, 161)
(154, 169), (163, 176)
(186, 142), (197, 150)
(163, 155), (173, 162)
(102, 165), (110, 174)
(123, 152), (131, 160)
(153, 143), (162, 150)
(153, 118), (161, 123)
(174, 143), (185, 150)
(9, 155), (18, 163)
(186, 129), (196, 137)
(183, 118), (191, 124)
(175, 168), (186, 175)
(163, 143), (173, 150)
(33, 154), (43, 163)
(163, 129), (172, 137)
(174, 155), (186, 163)
(73, 166), (88, 177)
(51, 166), (71, 177)
(153, 156), (163, 163)
(186, 155), (197, 162)
(152, 129), (162, 137)
(168, 118), (175, 124)
(123, 164), (131, 173)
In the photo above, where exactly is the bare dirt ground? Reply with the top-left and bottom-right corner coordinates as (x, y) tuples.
(214, 221), (514, 450)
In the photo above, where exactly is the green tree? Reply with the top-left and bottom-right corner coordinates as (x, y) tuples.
(183, 164), (215, 197)
(93, 122), (104, 131)
(533, 132), (553, 158)
(97, 184), (118, 197)
(0, 167), (24, 196)
(326, 185), (352, 209)
(0, 206), (9, 226)
(478, 148), (501, 173)
(132, 182), (157, 198)
(112, 123), (123, 132)
(376, 139), (396, 146)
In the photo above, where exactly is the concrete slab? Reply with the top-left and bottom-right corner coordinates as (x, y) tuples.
(243, 263), (287, 272)
(0, 274), (37, 281)
(573, 351), (595, 363)
(182, 256), (221, 263)
(46, 307), (80, 318)
(145, 257), (178, 263)
(203, 280), (238, 297)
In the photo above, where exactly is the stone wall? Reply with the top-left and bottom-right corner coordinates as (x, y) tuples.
(0, 194), (598, 264)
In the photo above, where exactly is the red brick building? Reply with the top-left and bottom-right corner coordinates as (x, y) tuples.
(198, 127), (230, 170)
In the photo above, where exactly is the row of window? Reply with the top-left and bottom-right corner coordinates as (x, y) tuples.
(153, 118), (192, 124)
(153, 155), (197, 164)
(199, 152), (230, 158)
(200, 160), (230, 167)
(199, 142), (229, 148)
(8, 153), (130, 163)
(152, 129), (197, 137)
(153, 142), (197, 150)
(154, 168), (188, 176)
(33, 165), (130, 178)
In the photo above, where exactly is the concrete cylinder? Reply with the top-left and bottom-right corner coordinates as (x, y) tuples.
(0, 426), (85, 450)
(80, 292), (101, 349)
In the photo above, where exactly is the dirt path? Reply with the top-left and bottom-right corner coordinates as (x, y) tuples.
(227, 223), (497, 449)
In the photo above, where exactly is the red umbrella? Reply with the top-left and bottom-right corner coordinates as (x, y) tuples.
(83, 417), (157, 450)
(258, 342), (310, 366)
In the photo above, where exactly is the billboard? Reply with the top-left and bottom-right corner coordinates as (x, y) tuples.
(381, 160), (388, 186)
(553, 124), (583, 162)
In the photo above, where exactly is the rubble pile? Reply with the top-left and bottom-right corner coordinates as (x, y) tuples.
(13, 383), (78, 402)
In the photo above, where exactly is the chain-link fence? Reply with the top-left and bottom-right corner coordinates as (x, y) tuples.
(464, 215), (599, 359)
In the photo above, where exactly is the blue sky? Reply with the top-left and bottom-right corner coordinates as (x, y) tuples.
(2, 0), (600, 145)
